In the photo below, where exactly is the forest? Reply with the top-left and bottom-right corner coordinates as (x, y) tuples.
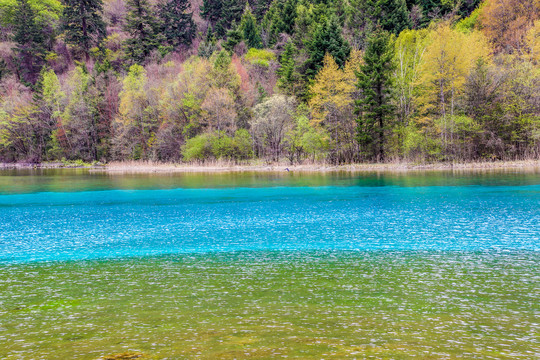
(0, 0), (538, 164)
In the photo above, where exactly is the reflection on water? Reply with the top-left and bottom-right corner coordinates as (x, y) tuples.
(1, 167), (540, 194)
(0, 252), (538, 359)
(0, 170), (539, 358)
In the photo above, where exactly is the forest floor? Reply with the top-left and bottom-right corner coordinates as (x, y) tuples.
(2, 159), (540, 173)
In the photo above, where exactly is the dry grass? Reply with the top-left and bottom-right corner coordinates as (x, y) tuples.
(99, 159), (540, 174)
(2, 159), (539, 173)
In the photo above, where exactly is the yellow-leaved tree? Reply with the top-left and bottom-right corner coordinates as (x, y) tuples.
(308, 51), (360, 163)
(418, 23), (491, 154)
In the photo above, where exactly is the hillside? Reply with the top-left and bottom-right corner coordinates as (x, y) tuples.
(0, 0), (538, 164)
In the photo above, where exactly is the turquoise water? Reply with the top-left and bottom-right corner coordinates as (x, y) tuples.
(1, 170), (539, 263)
(0, 169), (539, 359)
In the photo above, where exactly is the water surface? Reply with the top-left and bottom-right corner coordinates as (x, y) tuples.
(0, 169), (538, 358)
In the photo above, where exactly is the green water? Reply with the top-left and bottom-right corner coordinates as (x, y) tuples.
(0, 169), (539, 359)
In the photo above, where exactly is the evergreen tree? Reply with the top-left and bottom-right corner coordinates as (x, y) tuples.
(277, 40), (301, 95)
(304, 16), (351, 78)
(201, 0), (223, 25)
(62, 0), (106, 61)
(206, 0), (244, 38)
(223, 22), (243, 52)
(355, 29), (395, 161)
(379, 0), (410, 35)
(221, 0), (245, 31)
(124, 0), (164, 63)
(254, 0), (272, 20)
(239, 4), (262, 49)
(198, 27), (217, 58)
(12, 0), (47, 85)
(262, 0), (298, 45)
(158, 0), (196, 48)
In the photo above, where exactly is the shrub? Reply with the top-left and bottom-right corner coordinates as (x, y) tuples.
(245, 48), (276, 68)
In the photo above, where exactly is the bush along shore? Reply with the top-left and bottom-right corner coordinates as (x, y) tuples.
(0, 0), (538, 165)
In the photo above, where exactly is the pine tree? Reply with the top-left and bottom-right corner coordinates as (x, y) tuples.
(12, 0), (47, 85)
(254, 0), (272, 20)
(277, 40), (300, 95)
(124, 0), (164, 63)
(205, 0), (244, 38)
(223, 22), (243, 52)
(305, 16), (351, 79)
(62, 0), (106, 61)
(158, 0), (196, 48)
(262, 0), (298, 46)
(378, 0), (410, 35)
(355, 29), (395, 161)
(201, 0), (223, 25)
(239, 4), (262, 49)
(198, 26), (217, 58)
(221, 0), (245, 30)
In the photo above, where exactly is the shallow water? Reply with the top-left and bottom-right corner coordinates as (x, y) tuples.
(0, 169), (539, 359)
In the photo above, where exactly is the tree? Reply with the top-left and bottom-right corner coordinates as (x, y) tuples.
(356, 29), (395, 161)
(418, 23), (491, 156)
(344, 0), (410, 49)
(305, 16), (351, 79)
(393, 28), (429, 152)
(277, 40), (302, 95)
(124, 0), (163, 63)
(378, 0), (410, 35)
(36, 67), (65, 159)
(309, 52), (358, 163)
(239, 4), (262, 49)
(463, 58), (507, 158)
(284, 104), (329, 163)
(62, 0), (106, 61)
(251, 94), (295, 161)
(480, 0), (539, 54)
(200, 0), (222, 25)
(210, 50), (240, 91)
(114, 64), (157, 159)
(12, 0), (47, 85)
(0, 78), (41, 161)
(198, 27), (217, 58)
(201, 87), (237, 134)
(261, 0), (298, 46)
(158, 0), (196, 49)
(212, 0), (244, 37)
(59, 66), (103, 161)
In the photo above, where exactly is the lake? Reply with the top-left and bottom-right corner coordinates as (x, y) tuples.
(0, 169), (539, 359)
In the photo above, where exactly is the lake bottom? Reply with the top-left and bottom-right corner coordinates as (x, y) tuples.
(1, 250), (538, 359)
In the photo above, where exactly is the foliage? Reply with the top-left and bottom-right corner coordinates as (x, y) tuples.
(182, 129), (253, 161)
(12, 0), (47, 85)
(305, 16), (351, 79)
(0, 0), (538, 164)
(418, 22), (491, 157)
(480, 0), (538, 54)
(239, 4), (262, 49)
(124, 0), (164, 63)
(62, 0), (106, 61)
(0, 0), (62, 27)
(251, 94), (296, 161)
(245, 48), (276, 67)
(158, 0), (196, 48)
(356, 29), (395, 161)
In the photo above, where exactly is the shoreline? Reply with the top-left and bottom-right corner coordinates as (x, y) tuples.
(1, 159), (540, 173)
